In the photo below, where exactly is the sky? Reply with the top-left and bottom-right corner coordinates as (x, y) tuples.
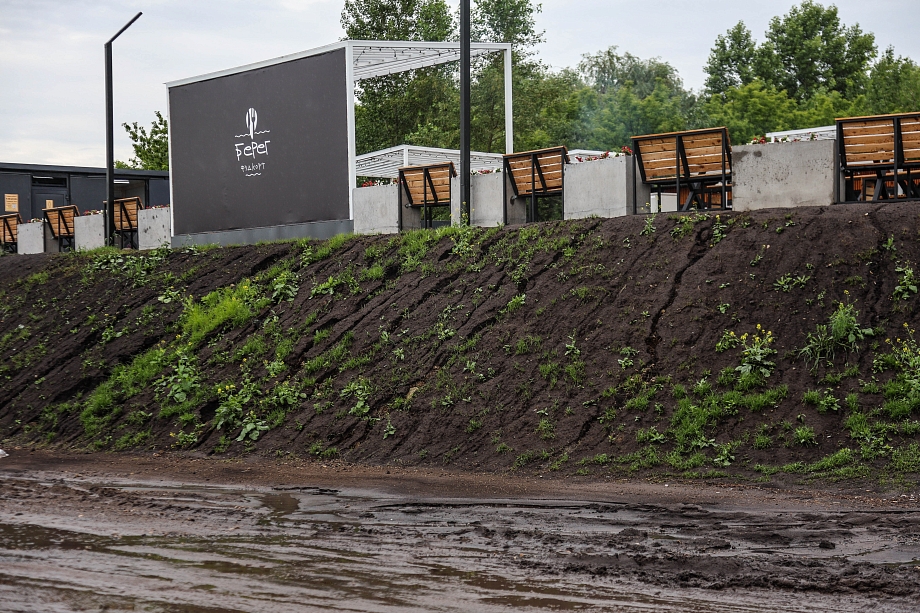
(1, 0), (917, 167)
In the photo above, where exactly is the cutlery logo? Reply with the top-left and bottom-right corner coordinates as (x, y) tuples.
(245, 108), (257, 139)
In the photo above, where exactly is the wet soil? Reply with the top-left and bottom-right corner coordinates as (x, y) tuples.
(1, 451), (919, 612)
(3, 203), (920, 480)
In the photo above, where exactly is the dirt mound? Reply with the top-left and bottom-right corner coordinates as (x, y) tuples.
(2, 203), (920, 485)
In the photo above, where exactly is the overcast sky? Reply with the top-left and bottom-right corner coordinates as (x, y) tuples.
(1, 0), (917, 167)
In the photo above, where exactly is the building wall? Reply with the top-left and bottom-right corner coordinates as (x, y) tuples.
(0, 173), (31, 220)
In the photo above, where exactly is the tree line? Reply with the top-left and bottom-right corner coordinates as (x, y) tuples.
(123, 0), (920, 169)
(346, 0), (920, 154)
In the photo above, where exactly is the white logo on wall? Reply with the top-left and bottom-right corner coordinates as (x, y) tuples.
(234, 107), (271, 177)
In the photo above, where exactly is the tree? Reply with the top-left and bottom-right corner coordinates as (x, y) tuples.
(755, 0), (876, 101)
(116, 111), (169, 170)
(865, 47), (920, 115)
(471, 0), (544, 51)
(703, 80), (798, 144)
(342, 0), (456, 154)
(703, 22), (756, 96)
(580, 47), (683, 98)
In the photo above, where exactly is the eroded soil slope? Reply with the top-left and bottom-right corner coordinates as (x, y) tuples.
(2, 203), (920, 483)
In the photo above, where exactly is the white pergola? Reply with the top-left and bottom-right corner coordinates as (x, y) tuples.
(356, 144), (503, 178)
(766, 126), (836, 142)
(170, 40), (513, 219)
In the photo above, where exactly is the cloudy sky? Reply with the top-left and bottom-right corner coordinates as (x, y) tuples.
(1, 0), (917, 167)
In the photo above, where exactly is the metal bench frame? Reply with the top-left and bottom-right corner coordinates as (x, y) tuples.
(114, 197), (144, 249)
(397, 162), (456, 231)
(43, 206), (79, 252)
(502, 147), (569, 224)
(0, 213), (21, 254)
(632, 127), (732, 213)
(837, 113), (920, 203)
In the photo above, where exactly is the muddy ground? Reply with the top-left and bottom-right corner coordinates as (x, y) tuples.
(1, 450), (919, 612)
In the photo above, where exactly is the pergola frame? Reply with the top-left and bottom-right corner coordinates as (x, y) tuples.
(356, 144), (503, 179)
(167, 40), (513, 220)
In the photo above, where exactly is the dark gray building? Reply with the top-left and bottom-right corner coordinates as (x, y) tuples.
(0, 162), (169, 221)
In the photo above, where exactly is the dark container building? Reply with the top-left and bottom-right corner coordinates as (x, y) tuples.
(0, 162), (169, 221)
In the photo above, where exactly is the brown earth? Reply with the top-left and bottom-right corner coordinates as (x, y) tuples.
(1, 450), (919, 612)
(1, 203), (920, 484)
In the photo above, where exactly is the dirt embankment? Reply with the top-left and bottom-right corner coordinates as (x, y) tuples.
(2, 203), (920, 485)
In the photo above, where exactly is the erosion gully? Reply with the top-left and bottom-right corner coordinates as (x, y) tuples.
(1, 456), (919, 612)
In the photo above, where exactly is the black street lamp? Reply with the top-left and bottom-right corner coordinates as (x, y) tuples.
(460, 0), (471, 224)
(105, 11), (142, 245)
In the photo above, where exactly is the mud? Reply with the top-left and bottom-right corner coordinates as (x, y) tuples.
(2, 452), (919, 612)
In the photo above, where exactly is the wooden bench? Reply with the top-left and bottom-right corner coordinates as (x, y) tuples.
(837, 112), (920, 202)
(0, 213), (22, 254)
(502, 147), (569, 223)
(632, 127), (732, 212)
(398, 162), (456, 230)
(113, 197), (144, 249)
(42, 205), (79, 252)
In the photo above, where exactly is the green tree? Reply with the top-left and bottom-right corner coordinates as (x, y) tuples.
(755, 0), (876, 101)
(580, 47), (683, 98)
(472, 0), (544, 51)
(703, 22), (756, 95)
(703, 80), (798, 144)
(342, 0), (456, 154)
(865, 47), (920, 114)
(116, 111), (169, 170)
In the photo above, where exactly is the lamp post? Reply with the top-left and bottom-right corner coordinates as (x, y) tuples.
(105, 11), (142, 245)
(459, 0), (471, 224)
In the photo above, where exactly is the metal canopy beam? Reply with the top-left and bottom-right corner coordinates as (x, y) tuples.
(355, 145), (503, 179)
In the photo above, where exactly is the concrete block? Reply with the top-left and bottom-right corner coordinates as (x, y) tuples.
(18, 221), (45, 254)
(139, 207), (171, 250)
(504, 173), (528, 225)
(564, 155), (649, 219)
(450, 173), (504, 227)
(74, 214), (105, 251)
(733, 140), (838, 211)
(353, 184), (399, 235)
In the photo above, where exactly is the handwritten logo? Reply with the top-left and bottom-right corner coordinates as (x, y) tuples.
(234, 108), (271, 177)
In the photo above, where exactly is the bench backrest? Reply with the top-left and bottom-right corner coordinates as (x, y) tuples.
(902, 115), (920, 166)
(0, 214), (22, 244)
(43, 205), (79, 239)
(114, 197), (143, 231)
(398, 162), (455, 206)
(837, 112), (920, 170)
(503, 147), (569, 196)
(633, 128), (731, 183)
(837, 117), (896, 169)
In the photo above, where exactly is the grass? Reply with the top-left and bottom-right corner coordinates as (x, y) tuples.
(182, 281), (265, 346)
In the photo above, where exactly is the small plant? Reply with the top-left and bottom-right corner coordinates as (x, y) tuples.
(715, 330), (739, 353)
(383, 418), (396, 439)
(565, 333), (580, 358)
(793, 425), (817, 446)
(799, 299), (873, 370)
(501, 293), (526, 315)
(712, 442), (735, 467)
(773, 273), (809, 292)
(341, 377), (373, 419)
(710, 215), (728, 245)
(155, 350), (200, 404)
(717, 303), (730, 314)
(640, 215), (656, 236)
(636, 426), (665, 444)
(271, 270), (299, 302)
(536, 418), (555, 440)
(893, 262), (918, 301)
(803, 389), (839, 413)
(736, 325), (777, 378)
(236, 411), (269, 442)
(618, 346), (638, 369)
